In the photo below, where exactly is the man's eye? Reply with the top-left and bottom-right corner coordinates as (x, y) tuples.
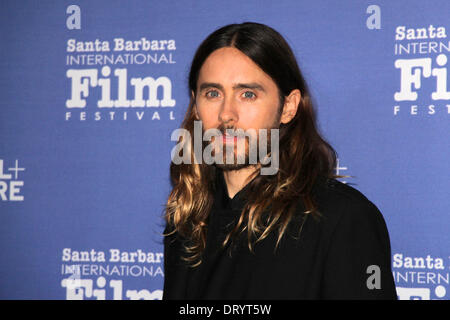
(206, 90), (220, 98)
(242, 91), (256, 99)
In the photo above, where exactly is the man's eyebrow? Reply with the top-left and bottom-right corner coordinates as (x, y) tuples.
(198, 82), (223, 92)
(198, 82), (266, 92)
(233, 83), (266, 92)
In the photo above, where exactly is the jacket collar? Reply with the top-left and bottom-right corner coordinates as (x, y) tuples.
(214, 169), (256, 212)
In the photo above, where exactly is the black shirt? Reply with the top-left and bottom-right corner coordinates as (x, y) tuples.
(163, 170), (397, 299)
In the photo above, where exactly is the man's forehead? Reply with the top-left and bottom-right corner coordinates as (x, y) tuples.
(196, 49), (276, 91)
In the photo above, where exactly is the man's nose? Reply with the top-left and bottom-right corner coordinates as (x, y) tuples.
(218, 96), (238, 125)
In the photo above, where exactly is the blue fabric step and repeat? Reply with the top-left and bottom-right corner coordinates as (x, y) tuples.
(0, 0), (448, 300)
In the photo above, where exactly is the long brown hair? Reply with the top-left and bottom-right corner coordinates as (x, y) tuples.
(165, 22), (337, 266)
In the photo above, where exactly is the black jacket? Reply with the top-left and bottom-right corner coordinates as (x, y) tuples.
(163, 171), (397, 300)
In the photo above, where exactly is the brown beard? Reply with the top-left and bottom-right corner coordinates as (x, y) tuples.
(202, 122), (276, 171)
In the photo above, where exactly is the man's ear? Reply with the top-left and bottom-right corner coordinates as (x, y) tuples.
(191, 90), (200, 120)
(280, 89), (301, 124)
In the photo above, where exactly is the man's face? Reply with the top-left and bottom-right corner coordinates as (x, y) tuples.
(194, 47), (282, 170)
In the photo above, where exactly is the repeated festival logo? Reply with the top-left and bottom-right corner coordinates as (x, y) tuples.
(391, 21), (449, 299)
(393, 24), (450, 116)
(393, 253), (449, 300)
(60, 248), (164, 300)
(64, 35), (177, 122)
(60, 6), (167, 300)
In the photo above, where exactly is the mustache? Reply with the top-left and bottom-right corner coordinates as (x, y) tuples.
(216, 124), (254, 137)
(217, 123), (236, 135)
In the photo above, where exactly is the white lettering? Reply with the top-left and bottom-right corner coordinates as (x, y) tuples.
(66, 68), (176, 108)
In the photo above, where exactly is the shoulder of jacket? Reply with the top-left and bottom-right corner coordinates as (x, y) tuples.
(312, 177), (381, 222)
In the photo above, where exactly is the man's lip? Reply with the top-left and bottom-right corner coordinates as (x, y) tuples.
(221, 133), (246, 145)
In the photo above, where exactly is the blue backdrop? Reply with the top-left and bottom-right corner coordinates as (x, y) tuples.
(0, 0), (448, 300)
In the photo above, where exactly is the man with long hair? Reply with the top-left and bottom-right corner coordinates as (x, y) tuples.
(163, 22), (397, 299)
